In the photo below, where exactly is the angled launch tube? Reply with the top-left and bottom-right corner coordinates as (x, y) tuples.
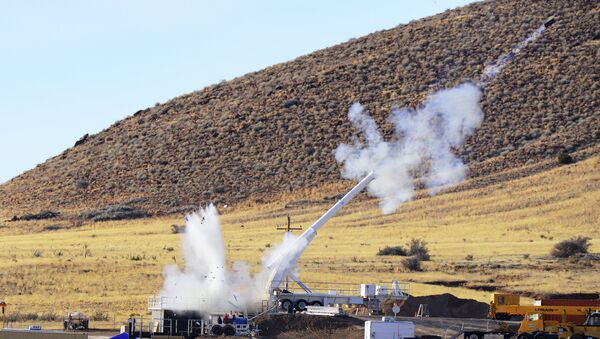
(265, 171), (375, 294)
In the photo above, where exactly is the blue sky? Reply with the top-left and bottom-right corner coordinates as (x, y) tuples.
(0, 0), (476, 184)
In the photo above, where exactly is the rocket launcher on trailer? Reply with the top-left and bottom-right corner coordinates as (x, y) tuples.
(265, 171), (375, 293)
(264, 171), (408, 313)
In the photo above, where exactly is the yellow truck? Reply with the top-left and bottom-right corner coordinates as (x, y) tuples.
(489, 294), (597, 339)
(557, 311), (600, 339)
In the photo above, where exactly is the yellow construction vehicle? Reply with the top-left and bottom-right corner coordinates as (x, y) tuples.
(558, 311), (600, 339)
(490, 294), (593, 320)
(489, 294), (596, 339)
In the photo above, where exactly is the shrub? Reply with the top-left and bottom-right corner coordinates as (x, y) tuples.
(407, 238), (430, 261)
(90, 311), (109, 321)
(80, 205), (148, 221)
(19, 210), (60, 221)
(557, 152), (573, 165)
(170, 224), (185, 234)
(551, 236), (591, 258)
(377, 246), (407, 256)
(43, 224), (62, 231)
(401, 257), (422, 271)
(465, 254), (474, 261)
(75, 179), (89, 189)
(6, 312), (39, 322)
(38, 312), (59, 321)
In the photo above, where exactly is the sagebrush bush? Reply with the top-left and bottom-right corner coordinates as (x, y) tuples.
(90, 311), (109, 321)
(557, 152), (573, 165)
(377, 246), (407, 256)
(401, 257), (422, 271)
(551, 236), (591, 258)
(408, 238), (430, 261)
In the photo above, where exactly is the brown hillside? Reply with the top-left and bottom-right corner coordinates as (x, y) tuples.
(1, 0), (598, 217)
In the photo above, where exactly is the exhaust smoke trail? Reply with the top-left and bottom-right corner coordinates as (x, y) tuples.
(478, 21), (549, 87)
(336, 22), (550, 214)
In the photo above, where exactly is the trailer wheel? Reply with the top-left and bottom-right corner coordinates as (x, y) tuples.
(310, 300), (323, 306)
(280, 299), (293, 312)
(517, 333), (533, 339)
(295, 299), (308, 312)
(211, 324), (224, 336)
(468, 333), (481, 339)
(223, 324), (236, 336)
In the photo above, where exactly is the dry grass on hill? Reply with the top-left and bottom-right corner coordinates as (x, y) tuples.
(1, 0), (598, 216)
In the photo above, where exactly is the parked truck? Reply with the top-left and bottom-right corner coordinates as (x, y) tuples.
(488, 294), (598, 339)
(557, 311), (600, 339)
(63, 311), (89, 331)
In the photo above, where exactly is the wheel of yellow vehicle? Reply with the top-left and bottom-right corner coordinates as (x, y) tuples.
(533, 332), (546, 339)
(568, 334), (585, 339)
(517, 332), (533, 339)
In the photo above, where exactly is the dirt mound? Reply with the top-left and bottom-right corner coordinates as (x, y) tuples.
(0, 0), (598, 216)
(383, 293), (489, 319)
(253, 313), (363, 338)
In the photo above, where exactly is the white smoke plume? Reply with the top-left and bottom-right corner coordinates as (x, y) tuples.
(336, 22), (550, 214)
(160, 204), (302, 314)
(335, 82), (483, 214)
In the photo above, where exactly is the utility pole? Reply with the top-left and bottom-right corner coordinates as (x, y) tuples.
(276, 215), (302, 290)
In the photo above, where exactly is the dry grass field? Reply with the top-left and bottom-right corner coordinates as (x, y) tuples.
(0, 156), (598, 329)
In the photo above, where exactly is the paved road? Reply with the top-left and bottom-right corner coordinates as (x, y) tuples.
(85, 315), (520, 338)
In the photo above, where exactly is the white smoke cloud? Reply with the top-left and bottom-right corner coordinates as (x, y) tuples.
(335, 82), (483, 214)
(335, 22), (550, 214)
(160, 204), (302, 314)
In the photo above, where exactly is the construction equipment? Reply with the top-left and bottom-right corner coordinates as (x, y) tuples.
(489, 294), (598, 339)
(558, 311), (600, 339)
(63, 311), (89, 331)
(490, 294), (593, 321)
